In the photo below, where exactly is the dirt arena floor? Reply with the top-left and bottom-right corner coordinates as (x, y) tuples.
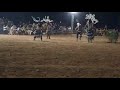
(0, 34), (120, 78)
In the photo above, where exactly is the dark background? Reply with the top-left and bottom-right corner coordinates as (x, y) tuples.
(0, 12), (120, 28)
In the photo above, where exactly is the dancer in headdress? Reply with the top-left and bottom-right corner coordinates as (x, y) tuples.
(87, 21), (94, 43)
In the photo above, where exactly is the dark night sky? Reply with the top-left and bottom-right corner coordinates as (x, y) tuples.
(0, 12), (120, 28)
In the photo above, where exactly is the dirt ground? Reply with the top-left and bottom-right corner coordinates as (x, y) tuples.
(0, 34), (120, 78)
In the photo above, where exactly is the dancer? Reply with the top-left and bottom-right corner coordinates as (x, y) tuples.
(75, 23), (82, 41)
(34, 25), (43, 41)
(46, 22), (52, 39)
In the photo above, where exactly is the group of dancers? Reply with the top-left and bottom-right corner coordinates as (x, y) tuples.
(2, 19), (118, 43)
(33, 22), (52, 41)
(33, 21), (95, 43)
(75, 21), (95, 43)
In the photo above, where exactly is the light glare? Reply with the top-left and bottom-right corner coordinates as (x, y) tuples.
(70, 12), (78, 15)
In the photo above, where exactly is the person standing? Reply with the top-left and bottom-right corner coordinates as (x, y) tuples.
(87, 29), (94, 43)
(34, 25), (43, 41)
(75, 23), (82, 41)
(46, 22), (52, 39)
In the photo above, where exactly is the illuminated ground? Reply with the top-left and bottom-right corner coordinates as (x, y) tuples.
(0, 34), (120, 78)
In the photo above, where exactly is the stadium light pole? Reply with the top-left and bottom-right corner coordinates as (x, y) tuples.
(70, 12), (77, 33)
